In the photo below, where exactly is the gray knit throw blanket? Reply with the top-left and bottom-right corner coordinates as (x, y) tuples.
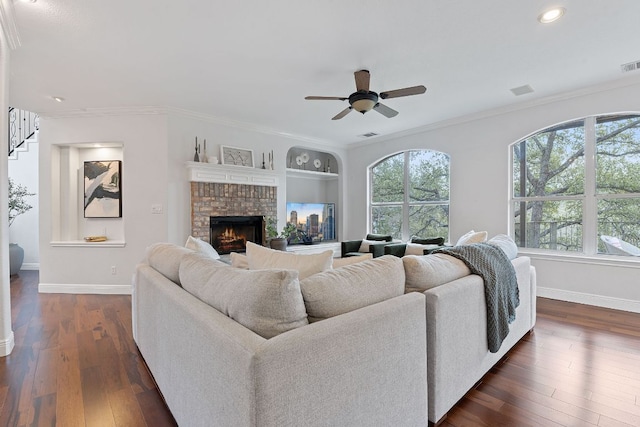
(433, 243), (519, 353)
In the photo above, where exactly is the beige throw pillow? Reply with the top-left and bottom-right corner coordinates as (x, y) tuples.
(185, 235), (220, 259)
(179, 252), (308, 339)
(403, 253), (471, 292)
(456, 230), (488, 246)
(300, 255), (405, 322)
(230, 252), (249, 269)
(245, 241), (333, 279)
(145, 243), (194, 285)
(405, 242), (439, 256)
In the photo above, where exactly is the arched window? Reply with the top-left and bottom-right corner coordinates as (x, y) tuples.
(511, 113), (640, 255)
(369, 150), (450, 241)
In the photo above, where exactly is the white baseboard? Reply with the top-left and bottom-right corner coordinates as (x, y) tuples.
(38, 283), (132, 295)
(537, 286), (640, 314)
(21, 263), (39, 271)
(0, 332), (15, 356)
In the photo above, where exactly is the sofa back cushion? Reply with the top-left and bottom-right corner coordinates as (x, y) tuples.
(179, 252), (308, 339)
(403, 254), (471, 292)
(405, 242), (440, 256)
(145, 243), (195, 285)
(245, 241), (333, 279)
(300, 255), (405, 322)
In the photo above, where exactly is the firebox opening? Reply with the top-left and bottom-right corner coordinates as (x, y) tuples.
(210, 215), (265, 254)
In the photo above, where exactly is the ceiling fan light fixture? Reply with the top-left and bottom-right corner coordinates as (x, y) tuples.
(349, 91), (378, 113)
(538, 7), (565, 24)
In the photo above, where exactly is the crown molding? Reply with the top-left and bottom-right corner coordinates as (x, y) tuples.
(346, 74), (640, 150)
(0, 0), (20, 49)
(38, 106), (168, 119)
(167, 107), (343, 149)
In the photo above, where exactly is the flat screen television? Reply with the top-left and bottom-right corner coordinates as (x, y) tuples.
(286, 202), (336, 244)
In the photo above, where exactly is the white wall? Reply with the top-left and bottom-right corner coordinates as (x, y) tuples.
(345, 79), (640, 312)
(37, 111), (347, 292)
(8, 140), (39, 268)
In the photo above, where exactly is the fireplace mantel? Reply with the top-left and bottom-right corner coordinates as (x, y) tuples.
(186, 161), (279, 186)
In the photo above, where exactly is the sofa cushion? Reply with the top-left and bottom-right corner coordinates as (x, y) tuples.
(185, 235), (220, 259)
(456, 230), (488, 246)
(488, 234), (518, 260)
(403, 253), (471, 292)
(145, 243), (195, 285)
(230, 252), (249, 269)
(300, 255), (405, 322)
(405, 242), (440, 256)
(245, 241), (333, 279)
(179, 252), (308, 339)
(332, 253), (373, 268)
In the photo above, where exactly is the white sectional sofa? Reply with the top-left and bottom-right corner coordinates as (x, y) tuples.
(133, 244), (428, 427)
(133, 241), (536, 426)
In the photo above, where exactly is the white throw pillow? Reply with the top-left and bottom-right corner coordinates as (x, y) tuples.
(488, 234), (518, 260)
(403, 254), (471, 292)
(358, 238), (385, 253)
(145, 243), (194, 285)
(405, 242), (439, 256)
(456, 230), (488, 246)
(245, 241), (333, 280)
(230, 252), (249, 269)
(185, 235), (220, 260)
(179, 252), (308, 339)
(300, 255), (405, 322)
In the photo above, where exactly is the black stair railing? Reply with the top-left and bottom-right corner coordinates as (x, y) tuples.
(8, 107), (39, 156)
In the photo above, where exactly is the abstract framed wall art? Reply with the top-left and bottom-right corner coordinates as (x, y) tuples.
(84, 160), (122, 218)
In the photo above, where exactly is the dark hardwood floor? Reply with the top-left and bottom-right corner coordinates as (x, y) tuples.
(1, 271), (639, 426)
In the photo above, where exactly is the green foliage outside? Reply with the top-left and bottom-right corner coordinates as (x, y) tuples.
(513, 115), (640, 252)
(371, 150), (450, 240)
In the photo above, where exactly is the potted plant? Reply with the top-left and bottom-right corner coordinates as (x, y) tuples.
(8, 178), (35, 275)
(265, 217), (297, 251)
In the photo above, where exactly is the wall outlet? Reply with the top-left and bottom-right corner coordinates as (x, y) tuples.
(111, 266), (117, 275)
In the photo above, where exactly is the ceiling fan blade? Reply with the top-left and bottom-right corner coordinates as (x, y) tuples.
(354, 70), (370, 92)
(305, 96), (348, 101)
(373, 103), (399, 118)
(379, 85), (426, 99)
(332, 107), (352, 120)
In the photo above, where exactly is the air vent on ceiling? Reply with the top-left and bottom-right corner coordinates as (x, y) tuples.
(359, 132), (379, 138)
(621, 60), (640, 73)
(510, 85), (534, 96)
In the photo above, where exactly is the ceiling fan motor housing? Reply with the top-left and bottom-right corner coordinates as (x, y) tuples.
(349, 91), (379, 113)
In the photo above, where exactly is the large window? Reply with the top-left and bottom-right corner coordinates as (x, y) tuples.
(370, 150), (449, 241)
(511, 114), (640, 255)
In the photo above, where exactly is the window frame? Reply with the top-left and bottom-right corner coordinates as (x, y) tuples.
(509, 113), (640, 257)
(368, 150), (450, 242)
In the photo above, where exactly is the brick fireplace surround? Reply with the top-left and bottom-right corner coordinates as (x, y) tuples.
(190, 182), (277, 243)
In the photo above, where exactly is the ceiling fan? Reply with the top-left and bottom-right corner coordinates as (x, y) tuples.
(305, 70), (426, 120)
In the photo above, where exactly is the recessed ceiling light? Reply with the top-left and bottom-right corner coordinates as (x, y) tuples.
(52, 96), (65, 102)
(538, 7), (565, 24)
(19, 0), (37, 3)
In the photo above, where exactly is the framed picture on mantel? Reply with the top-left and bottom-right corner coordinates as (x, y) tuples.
(220, 146), (254, 167)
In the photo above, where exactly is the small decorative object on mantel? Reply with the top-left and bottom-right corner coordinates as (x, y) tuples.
(314, 158), (321, 171)
(269, 150), (274, 170)
(202, 139), (209, 163)
(193, 137), (200, 162)
(261, 152), (266, 169)
(326, 158), (331, 173)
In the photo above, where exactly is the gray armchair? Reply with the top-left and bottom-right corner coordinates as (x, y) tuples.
(341, 233), (393, 258)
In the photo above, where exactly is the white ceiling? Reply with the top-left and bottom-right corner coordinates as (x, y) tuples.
(8, 0), (640, 146)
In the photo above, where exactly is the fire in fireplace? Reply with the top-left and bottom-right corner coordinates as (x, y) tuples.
(210, 216), (265, 254)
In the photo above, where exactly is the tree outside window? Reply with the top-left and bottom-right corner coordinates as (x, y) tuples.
(511, 114), (640, 255)
(370, 150), (449, 241)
